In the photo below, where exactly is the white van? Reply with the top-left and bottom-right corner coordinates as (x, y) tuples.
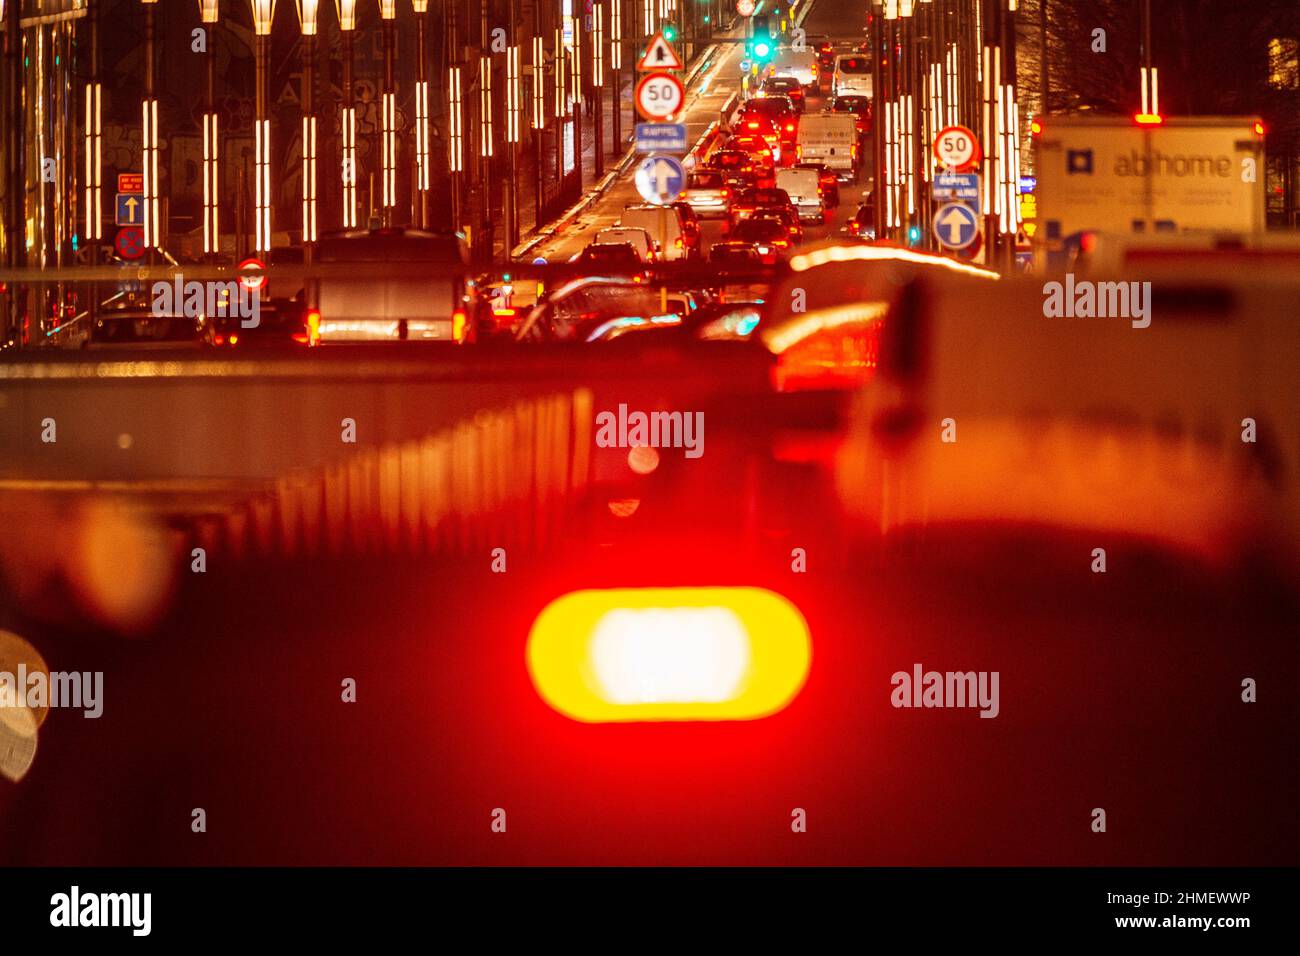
(775, 168), (825, 223)
(619, 205), (689, 261)
(832, 54), (873, 97)
(796, 113), (859, 179)
(591, 227), (657, 262)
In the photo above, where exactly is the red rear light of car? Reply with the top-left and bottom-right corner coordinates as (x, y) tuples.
(785, 123), (795, 132)
(675, 237), (683, 249)
(526, 587), (811, 723)
(306, 308), (321, 346)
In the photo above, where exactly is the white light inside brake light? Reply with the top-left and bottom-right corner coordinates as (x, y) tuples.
(527, 588), (811, 722)
(590, 608), (750, 704)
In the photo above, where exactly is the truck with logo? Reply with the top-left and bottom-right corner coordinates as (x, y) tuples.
(1033, 115), (1266, 268)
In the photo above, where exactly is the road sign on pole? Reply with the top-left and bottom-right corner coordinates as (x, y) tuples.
(635, 72), (685, 121)
(931, 171), (980, 202)
(238, 257), (267, 292)
(117, 173), (144, 194)
(635, 155), (686, 205)
(933, 125), (981, 171)
(737, 0), (756, 15)
(637, 31), (684, 72)
(116, 193), (144, 227)
(115, 227), (145, 260)
(932, 202), (980, 250)
(634, 122), (689, 154)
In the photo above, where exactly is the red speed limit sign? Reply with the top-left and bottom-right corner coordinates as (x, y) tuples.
(933, 125), (981, 170)
(635, 72), (685, 121)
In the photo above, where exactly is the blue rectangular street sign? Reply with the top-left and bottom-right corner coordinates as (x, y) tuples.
(932, 172), (980, 201)
(634, 122), (689, 154)
(116, 193), (144, 227)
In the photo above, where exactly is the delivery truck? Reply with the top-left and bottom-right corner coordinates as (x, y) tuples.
(1033, 115), (1266, 267)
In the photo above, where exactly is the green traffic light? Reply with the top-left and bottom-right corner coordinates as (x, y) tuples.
(754, 40), (772, 59)
(662, 24), (678, 41)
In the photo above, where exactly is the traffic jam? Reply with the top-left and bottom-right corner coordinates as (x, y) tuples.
(0, 0), (1296, 940)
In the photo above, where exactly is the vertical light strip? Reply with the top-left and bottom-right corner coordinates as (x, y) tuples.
(382, 89), (396, 206)
(416, 79), (430, 189)
(255, 117), (271, 253)
(611, 0), (622, 70)
(554, 28), (566, 119)
(643, 0), (652, 40)
(142, 98), (160, 247)
(981, 44), (992, 215)
(449, 65), (463, 173)
(84, 82), (101, 240)
(301, 114), (317, 241)
(204, 112), (219, 252)
(342, 105), (357, 226)
(480, 55), (494, 158)
(507, 44), (521, 143)
(593, 4), (604, 89)
(570, 29), (582, 106)
(532, 35), (546, 129)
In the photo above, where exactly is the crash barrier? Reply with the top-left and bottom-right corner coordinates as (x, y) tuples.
(195, 389), (593, 560)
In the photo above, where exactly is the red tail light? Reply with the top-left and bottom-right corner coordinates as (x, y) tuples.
(306, 308), (321, 346)
(674, 237), (683, 249)
(785, 124), (795, 132)
(746, 121), (759, 130)
(452, 309), (468, 342)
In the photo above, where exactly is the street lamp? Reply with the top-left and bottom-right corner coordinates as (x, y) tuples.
(249, 0), (276, 257)
(412, 0), (431, 227)
(336, 0), (359, 228)
(379, 0), (397, 224)
(199, 0), (220, 260)
(141, 0), (161, 258)
(296, 1), (320, 254)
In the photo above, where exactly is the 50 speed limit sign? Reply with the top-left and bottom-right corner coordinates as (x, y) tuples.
(635, 72), (685, 121)
(933, 125), (981, 170)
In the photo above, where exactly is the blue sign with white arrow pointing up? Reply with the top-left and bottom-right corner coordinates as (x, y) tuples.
(634, 155), (686, 206)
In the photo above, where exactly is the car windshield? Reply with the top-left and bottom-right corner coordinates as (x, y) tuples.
(734, 220), (788, 241)
(838, 57), (871, 73)
(688, 172), (725, 189)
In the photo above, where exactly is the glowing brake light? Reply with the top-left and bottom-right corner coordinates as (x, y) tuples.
(306, 308), (321, 346)
(1254, 121), (1266, 136)
(527, 588), (811, 722)
(1135, 113), (1163, 125)
(452, 308), (467, 341)
(1030, 118), (1043, 136)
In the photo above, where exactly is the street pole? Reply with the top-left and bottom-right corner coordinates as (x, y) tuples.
(339, 1), (358, 229)
(380, 2), (397, 227)
(505, 0), (521, 250)
(871, 1), (885, 240)
(594, 1), (605, 178)
(141, 0), (159, 265)
(200, 1), (219, 263)
(532, 21), (545, 232)
(611, 0), (623, 158)
(297, 2), (320, 305)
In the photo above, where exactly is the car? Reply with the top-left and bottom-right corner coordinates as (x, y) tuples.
(776, 167), (826, 223)
(795, 162), (841, 208)
(816, 40), (838, 70)
(588, 226), (657, 262)
(843, 198), (876, 239)
(739, 96), (798, 152)
(729, 186), (795, 226)
(708, 240), (767, 270)
(314, 228), (478, 343)
(619, 205), (691, 262)
(772, 50), (820, 90)
(828, 94), (872, 136)
(752, 208), (804, 245)
(730, 217), (794, 264)
(832, 54), (873, 97)
(87, 305), (214, 349)
(576, 242), (649, 271)
(707, 148), (768, 187)
(681, 171), (733, 219)
(761, 75), (806, 112)
(670, 202), (705, 259)
(515, 276), (672, 342)
(731, 112), (784, 158)
(213, 296), (313, 348)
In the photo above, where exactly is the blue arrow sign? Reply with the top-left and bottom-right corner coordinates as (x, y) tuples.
(932, 172), (979, 202)
(116, 193), (144, 227)
(634, 155), (686, 205)
(634, 123), (689, 154)
(932, 202), (980, 250)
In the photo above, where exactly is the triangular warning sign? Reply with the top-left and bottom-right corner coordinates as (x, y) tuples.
(637, 32), (684, 72)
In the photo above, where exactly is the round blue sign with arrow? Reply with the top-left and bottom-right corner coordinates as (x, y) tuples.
(932, 202), (980, 250)
(634, 155), (686, 206)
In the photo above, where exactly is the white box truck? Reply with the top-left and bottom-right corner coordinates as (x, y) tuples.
(796, 113), (859, 180)
(1034, 115), (1266, 259)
